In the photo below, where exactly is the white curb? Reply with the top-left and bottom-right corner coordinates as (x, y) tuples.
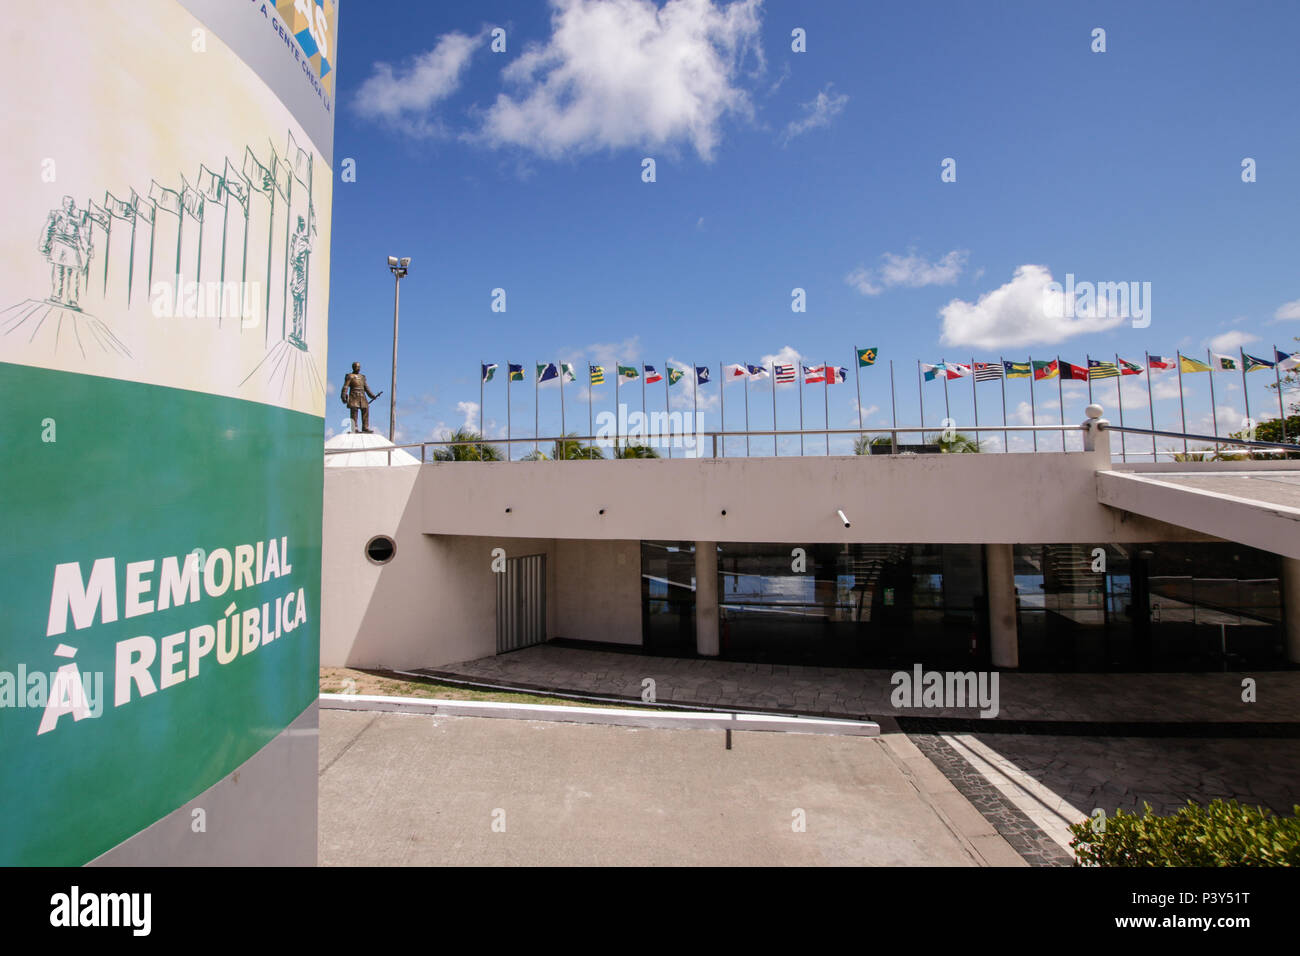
(320, 693), (880, 736)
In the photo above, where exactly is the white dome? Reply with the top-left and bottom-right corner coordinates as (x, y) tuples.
(324, 431), (421, 467)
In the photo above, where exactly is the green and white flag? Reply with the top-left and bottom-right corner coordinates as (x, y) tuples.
(481, 362), (498, 383)
(560, 362), (577, 383)
(1211, 353), (1238, 371)
(668, 367), (685, 386)
(617, 364), (639, 383)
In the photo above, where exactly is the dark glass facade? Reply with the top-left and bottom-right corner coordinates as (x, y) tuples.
(641, 540), (1289, 672)
(1014, 542), (1284, 671)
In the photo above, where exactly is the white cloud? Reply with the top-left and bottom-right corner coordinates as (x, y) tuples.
(780, 83), (848, 144)
(1208, 330), (1257, 353)
(457, 401), (480, 430)
(846, 249), (968, 297)
(1275, 299), (1300, 321)
(939, 264), (1127, 349)
(354, 32), (482, 136)
(476, 0), (764, 160)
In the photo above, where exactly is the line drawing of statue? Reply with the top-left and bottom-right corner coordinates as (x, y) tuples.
(287, 214), (312, 350)
(39, 196), (94, 310)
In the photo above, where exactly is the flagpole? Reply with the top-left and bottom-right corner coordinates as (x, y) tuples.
(614, 357), (620, 454)
(824, 359), (830, 455)
(534, 362), (539, 458)
(1279, 345), (1289, 447)
(1114, 353), (1126, 462)
(507, 363), (513, 462)
(264, 181), (275, 347)
(1274, 344), (1288, 444)
(916, 361), (925, 446)
(889, 359), (898, 452)
(998, 356), (1009, 453)
(743, 366), (750, 457)
(854, 347), (864, 435)
(1206, 349), (1219, 452)
(1176, 351), (1189, 455)
(560, 363), (567, 449)
(719, 362), (725, 459)
(665, 361), (672, 459)
(217, 184), (230, 325)
(1240, 348), (1251, 427)
(1028, 355), (1038, 452)
(1056, 358), (1066, 451)
(1145, 352), (1157, 461)
(480, 361), (485, 459)
(641, 362), (647, 451)
(101, 215), (111, 296)
(970, 356), (979, 432)
(587, 366), (593, 453)
(126, 199), (138, 305)
(771, 363), (778, 457)
(692, 362), (699, 458)
(799, 364), (806, 456)
(940, 358), (951, 424)
(1086, 354), (1094, 405)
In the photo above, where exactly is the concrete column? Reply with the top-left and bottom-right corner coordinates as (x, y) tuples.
(1283, 557), (1300, 664)
(986, 543), (1018, 669)
(695, 541), (719, 657)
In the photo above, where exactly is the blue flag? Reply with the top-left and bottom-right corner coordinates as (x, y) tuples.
(695, 366), (711, 384)
(537, 362), (558, 383)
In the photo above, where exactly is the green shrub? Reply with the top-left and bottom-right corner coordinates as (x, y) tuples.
(1069, 799), (1300, 866)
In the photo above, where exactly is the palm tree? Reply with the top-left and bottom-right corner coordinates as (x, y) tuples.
(937, 432), (982, 453)
(432, 427), (503, 461)
(523, 433), (605, 461)
(610, 440), (660, 459)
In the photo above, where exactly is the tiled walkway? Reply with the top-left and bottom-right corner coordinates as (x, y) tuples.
(426, 644), (1300, 725)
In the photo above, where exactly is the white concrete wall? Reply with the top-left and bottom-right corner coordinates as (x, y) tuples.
(554, 539), (642, 645)
(322, 465), (559, 668)
(413, 446), (1211, 545)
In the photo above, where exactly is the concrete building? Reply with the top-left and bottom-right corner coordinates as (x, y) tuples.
(322, 411), (1300, 675)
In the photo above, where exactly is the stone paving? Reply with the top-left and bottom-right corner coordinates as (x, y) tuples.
(967, 733), (1300, 820)
(910, 734), (1074, 867)
(428, 644), (1300, 724)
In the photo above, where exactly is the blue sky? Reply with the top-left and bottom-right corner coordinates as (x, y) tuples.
(324, 0), (1300, 456)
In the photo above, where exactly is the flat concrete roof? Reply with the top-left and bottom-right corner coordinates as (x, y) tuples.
(1097, 469), (1300, 558)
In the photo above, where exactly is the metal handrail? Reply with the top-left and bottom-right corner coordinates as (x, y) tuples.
(325, 422), (1093, 462)
(1098, 423), (1300, 452)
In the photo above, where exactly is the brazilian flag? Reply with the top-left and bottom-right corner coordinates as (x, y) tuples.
(668, 367), (685, 385)
(857, 346), (878, 367)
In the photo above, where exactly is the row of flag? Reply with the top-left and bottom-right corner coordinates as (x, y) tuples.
(473, 344), (1300, 460)
(480, 360), (861, 386)
(921, 350), (1299, 383)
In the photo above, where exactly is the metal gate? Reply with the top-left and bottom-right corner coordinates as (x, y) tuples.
(496, 554), (547, 653)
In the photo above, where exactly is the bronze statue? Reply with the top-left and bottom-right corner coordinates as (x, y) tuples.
(341, 362), (380, 433)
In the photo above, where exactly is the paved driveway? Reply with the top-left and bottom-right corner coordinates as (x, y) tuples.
(318, 709), (1023, 866)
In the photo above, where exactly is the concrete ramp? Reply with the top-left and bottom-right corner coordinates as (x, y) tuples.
(1097, 469), (1300, 558)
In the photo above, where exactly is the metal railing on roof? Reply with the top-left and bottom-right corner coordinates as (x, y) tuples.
(324, 422), (1091, 464)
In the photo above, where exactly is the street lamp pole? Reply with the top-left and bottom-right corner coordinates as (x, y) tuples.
(387, 256), (410, 443)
